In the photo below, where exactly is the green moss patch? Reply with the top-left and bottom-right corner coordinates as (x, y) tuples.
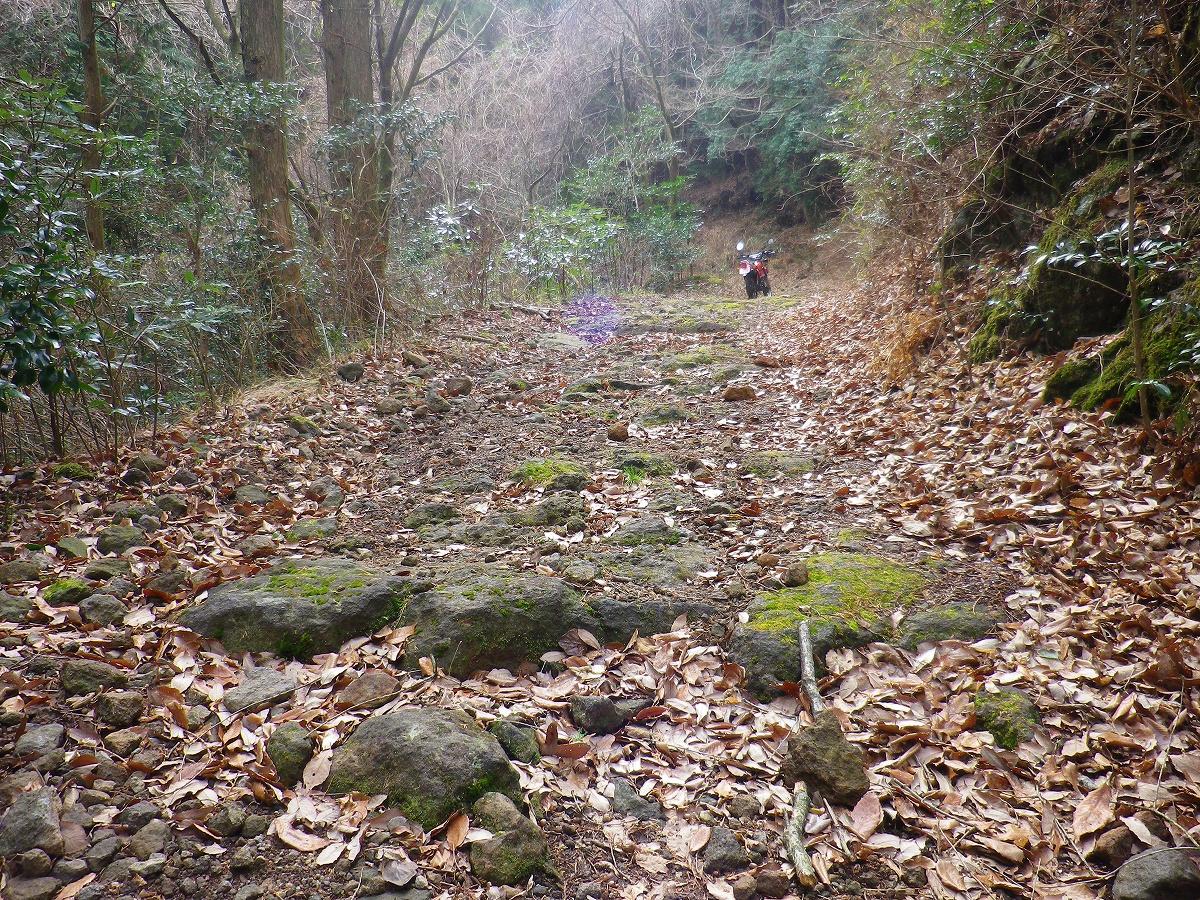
(43, 578), (93, 606)
(511, 457), (585, 487)
(974, 687), (1039, 749)
(51, 462), (96, 481)
(746, 553), (925, 639)
(262, 565), (368, 606)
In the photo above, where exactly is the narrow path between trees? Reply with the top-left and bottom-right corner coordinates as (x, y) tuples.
(2, 266), (1197, 900)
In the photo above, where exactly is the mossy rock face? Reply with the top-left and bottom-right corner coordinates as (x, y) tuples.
(729, 553), (926, 698)
(745, 451), (815, 477)
(428, 519), (522, 547)
(488, 721), (541, 765)
(399, 568), (596, 677)
(0, 592), (32, 623)
(1042, 288), (1200, 421)
(612, 451), (674, 482)
(327, 708), (521, 829)
(286, 518), (339, 541)
(588, 544), (714, 589)
(898, 603), (997, 650)
(0, 558), (44, 584)
(96, 526), (146, 555)
(638, 404), (693, 427)
(974, 687), (1039, 749)
(512, 457), (585, 488)
(178, 558), (414, 659)
(661, 348), (717, 370)
(968, 162), (1141, 361)
(43, 578), (93, 607)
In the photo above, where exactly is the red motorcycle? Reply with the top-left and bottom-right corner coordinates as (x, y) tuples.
(736, 239), (777, 298)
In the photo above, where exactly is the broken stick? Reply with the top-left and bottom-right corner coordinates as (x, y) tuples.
(798, 620), (825, 714)
(784, 620), (822, 885)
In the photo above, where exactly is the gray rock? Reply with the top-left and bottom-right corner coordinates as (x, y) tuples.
(0, 557), (47, 584)
(0, 591), (32, 622)
(61, 659), (128, 695)
(444, 376), (472, 397)
(611, 778), (663, 821)
(405, 503), (460, 528)
(399, 569), (594, 678)
(83, 559), (130, 581)
(401, 349), (430, 367)
(105, 577), (135, 599)
(86, 836), (121, 872)
(223, 667), (296, 714)
(43, 578), (93, 607)
(241, 814), (271, 838)
(0, 788), (63, 857)
(155, 495), (189, 518)
(506, 495), (584, 528)
(146, 569), (188, 598)
(52, 858), (90, 882)
(266, 723), (313, 786)
(103, 727), (143, 756)
(570, 697), (625, 735)
(206, 802), (246, 838)
(468, 792), (547, 885)
(3, 877), (60, 900)
(129, 853), (166, 878)
(309, 477), (345, 510)
(127, 819), (170, 860)
(608, 517), (686, 547)
(974, 687), (1039, 750)
(171, 468), (199, 486)
(327, 708), (520, 829)
(899, 603), (997, 650)
(236, 535), (277, 559)
(127, 452), (167, 474)
(233, 886), (263, 900)
(115, 801), (160, 830)
(537, 333), (587, 354)
(95, 526), (146, 555)
(780, 710), (869, 807)
(488, 721), (541, 765)
(179, 558), (412, 659)
(96, 691), (145, 727)
(234, 484), (273, 505)
(56, 537), (89, 559)
(16, 849), (53, 876)
(703, 826), (749, 874)
(15, 724), (64, 757)
(337, 362), (365, 382)
(285, 518), (338, 541)
(1113, 849), (1200, 900)
(79, 594), (127, 626)
(339, 669), (399, 710)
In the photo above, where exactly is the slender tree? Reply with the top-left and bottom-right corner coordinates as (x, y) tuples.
(242, 0), (318, 365)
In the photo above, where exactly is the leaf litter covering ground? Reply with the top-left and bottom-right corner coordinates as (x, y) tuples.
(0, 267), (1197, 900)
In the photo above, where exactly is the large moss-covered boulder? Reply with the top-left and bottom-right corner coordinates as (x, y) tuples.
(729, 553), (925, 698)
(326, 708), (521, 829)
(1042, 284), (1200, 421)
(179, 558), (413, 659)
(399, 569), (596, 677)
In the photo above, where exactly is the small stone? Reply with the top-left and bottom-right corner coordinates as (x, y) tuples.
(376, 397), (408, 415)
(780, 710), (870, 807)
(405, 503), (459, 528)
(974, 687), (1039, 750)
(402, 350), (430, 367)
(127, 819), (170, 860)
(15, 724), (65, 757)
(488, 721), (541, 765)
(732, 873), (757, 900)
(339, 670), (400, 710)
(83, 559), (130, 581)
(703, 826), (749, 874)
(17, 849), (54, 876)
(53, 858), (90, 882)
(756, 552), (781, 568)
(286, 518), (338, 541)
(233, 886), (263, 900)
(103, 727), (143, 756)
(223, 667), (296, 714)
(228, 845), (259, 872)
(468, 792), (547, 886)
(241, 814), (271, 838)
(57, 537), (89, 559)
(86, 837), (121, 872)
(0, 787), (63, 857)
(899, 602), (997, 650)
(129, 853), (166, 878)
(79, 594), (127, 627)
(127, 452), (167, 474)
(95, 526), (146, 556)
(722, 385), (757, 402)
(337, 362), (366, 382)
(756, 868), (791, 898)
(105, 577), (135, 598)
(0, 591), (33, 622)
(1085, 825), (1137, 869)
(569, 696), (625, 735)
(206, 802), (246, 837)
(234, 485), (272, 505)
(3, 877), (60, 900)
(444, 376), (472, 397)
(607, 422), (629, 442)
(155, 495), (189, 518)
(236, 535), (277, 559)
(727, 795), (760, 820)
(61, 659), (128, 695)
(266, 723), (313, 786)
(781, 562), (809, 587)
(115, 801), (160, 830)
(171, 469), (199, 487)
(611, 778), (663, 821)
(97, 691), (146, 728)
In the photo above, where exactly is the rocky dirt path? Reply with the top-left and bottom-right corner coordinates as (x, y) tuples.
(2, 274), (1197, 900)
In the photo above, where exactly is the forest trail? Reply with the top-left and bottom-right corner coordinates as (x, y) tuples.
(3, 266), (1198, 900)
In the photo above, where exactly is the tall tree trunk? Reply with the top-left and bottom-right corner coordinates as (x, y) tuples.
(321, 0), (382, 322)
(79, 0), (106, 254)
(242, 0), (318, 367)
